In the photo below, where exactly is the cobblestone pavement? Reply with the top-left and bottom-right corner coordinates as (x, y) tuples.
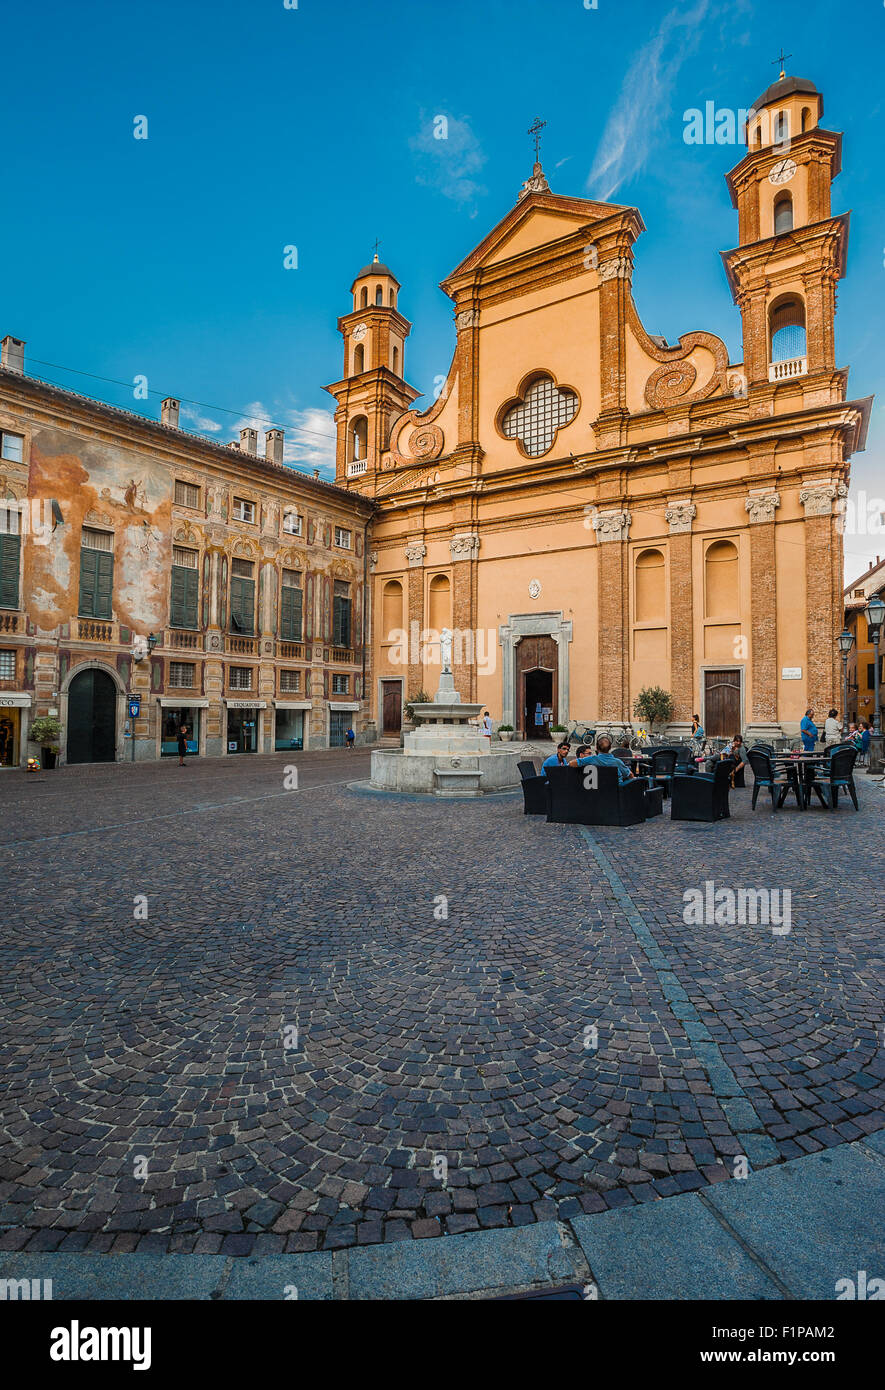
(1, 754), (882, 1255)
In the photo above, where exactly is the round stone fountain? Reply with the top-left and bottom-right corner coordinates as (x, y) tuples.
(368, 630), (527, 797)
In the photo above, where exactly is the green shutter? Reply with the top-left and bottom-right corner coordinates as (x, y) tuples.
(333, 597), (351, 647)
(95, 552), (114, 619)
(79, 547), (97, 616)
(0, 533), (21, 609)
(280, 585), (302, 641)
(230, 577), (255, 633)
(171, 564), (198, 628)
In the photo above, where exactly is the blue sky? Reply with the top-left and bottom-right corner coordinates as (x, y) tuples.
(2, 0), (882, 578)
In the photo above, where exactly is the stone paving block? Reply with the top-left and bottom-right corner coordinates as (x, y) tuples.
(0, 1253), (227, 1300)
(222, 1254), (334, 1299)
(571, 1195), (783, 1300)
(703, 1145), (885, 1300)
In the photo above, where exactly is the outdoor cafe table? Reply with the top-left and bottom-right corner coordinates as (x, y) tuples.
(771, 752), (830, 809)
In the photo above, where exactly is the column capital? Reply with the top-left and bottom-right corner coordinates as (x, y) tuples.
(592, 508), (632, 542)
(799, 478), (848, 516)
(449, 532), (480, 561)
(745, 489), (780, 523)
(405, 542), (426, 568)
(665, 499), (696, 534)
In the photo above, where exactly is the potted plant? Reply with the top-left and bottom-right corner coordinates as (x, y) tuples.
(30, 716), (62, 769)
(497, 723), (514, 742)
(633, 686), (674, 738)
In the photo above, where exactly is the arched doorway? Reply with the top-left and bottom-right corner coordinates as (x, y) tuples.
(516, 635), (558, 739)
(67, 668), (118, 764)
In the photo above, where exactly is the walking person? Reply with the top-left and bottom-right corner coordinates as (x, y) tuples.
(177, 723), (189, 767)
(345, 726), (356, 750)
(481, 710), (493, 747)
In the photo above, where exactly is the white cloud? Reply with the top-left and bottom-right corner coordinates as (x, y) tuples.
(587, 0), (711, 201)
(409, 112), (487, 210)
(280, 407), (337, 476)
(179, 403), (223, 434)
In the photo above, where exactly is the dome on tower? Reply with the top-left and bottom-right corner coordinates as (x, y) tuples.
(351, 253), (400, 292)
(752, 74), (821, 115)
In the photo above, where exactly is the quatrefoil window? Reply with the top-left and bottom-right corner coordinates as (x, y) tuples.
(499, 373), (578, 458)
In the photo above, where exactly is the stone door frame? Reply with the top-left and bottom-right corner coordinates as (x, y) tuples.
(498, 613), (573, 730)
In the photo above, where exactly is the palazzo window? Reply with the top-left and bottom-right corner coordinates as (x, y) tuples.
(229, 666), (253, 691)
(500, 374), (578, 457)
(170, 545), (199, 629)
(0, 432), (24, 463)
(174, 480), (200, 509)
(79, 527), (114, 619)
(169, 662), (195, 688)
(280, 669), (301, 692)
(333, 580), (352, 647)
(280, 568), (303, 642)
(282, 509), (302, 536)
(331, 674), (350, 695)
(232, 497), (255, 524)
(0, 649), (15, 678)
(230, 558), (255, 634)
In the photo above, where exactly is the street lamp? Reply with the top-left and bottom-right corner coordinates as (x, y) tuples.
(864, 592), (885, 772)
(147, 632), (160, 654)
(837, 628), (854, 737)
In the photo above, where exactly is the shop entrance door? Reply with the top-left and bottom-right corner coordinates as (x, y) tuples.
(227, 708), (257, 753)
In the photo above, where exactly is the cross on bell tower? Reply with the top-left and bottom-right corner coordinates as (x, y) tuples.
(518, 117), (550, 201)
(772, 48), (792, 79)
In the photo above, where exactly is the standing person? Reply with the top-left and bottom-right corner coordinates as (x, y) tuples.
(177, 723), (189, 767)
(823, 709), (841, 746)
(800, 707), (818, 753)
(345, 726), (355, 750)
(860, 720), (872, 763)
(481, 710), (493, 747)
(691, 713), (704, 741)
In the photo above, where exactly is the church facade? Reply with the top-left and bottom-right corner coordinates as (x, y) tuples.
(329, 71), (871, 743)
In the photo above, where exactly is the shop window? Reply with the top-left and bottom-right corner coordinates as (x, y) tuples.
(79, 527), (114, 619)
(229, 666), (253, 691)
(280, 568), (303, 641)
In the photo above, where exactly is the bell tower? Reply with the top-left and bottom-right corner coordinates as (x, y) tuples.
(721, 67), (847, 392)
(325, 251), (420, 493)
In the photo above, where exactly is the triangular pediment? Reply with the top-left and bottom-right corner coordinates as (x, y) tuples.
(441, 191), (639, 290)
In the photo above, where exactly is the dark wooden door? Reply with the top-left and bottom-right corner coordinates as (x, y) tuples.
(704, 670), (741, 737)
(381, 681), (402, 735)
(67, 669), (117, 764)
(516, 636), (558, 738)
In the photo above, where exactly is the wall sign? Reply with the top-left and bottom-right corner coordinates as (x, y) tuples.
(781, 667), (802, 680)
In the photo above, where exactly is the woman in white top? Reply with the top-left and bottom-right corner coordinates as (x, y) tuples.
(823, 709), (842, 746)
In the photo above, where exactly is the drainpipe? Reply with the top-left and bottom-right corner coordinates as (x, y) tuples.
(362, 517), (369, 738)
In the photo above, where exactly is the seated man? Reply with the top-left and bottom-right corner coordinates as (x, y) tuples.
(722, 733), (748, 787)
(568, 743), (592, 765)
(583, 733), (637, 783)
(541, 740), (572, 772)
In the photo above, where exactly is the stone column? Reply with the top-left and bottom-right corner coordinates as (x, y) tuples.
(744, 489), (781, 739)
(665, 499), (696, 733)
(449, 533), (479, 703)
(592, 509), (631, 728)
(800, 480), (847, 713)
(405, 541), (426, 700)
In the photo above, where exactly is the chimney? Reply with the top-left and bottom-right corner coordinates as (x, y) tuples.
(161, 397), (180, 428)
(240, 427), (258, 455)
(313, 469), (320, 479)
(266, 428), (284, 465)
(1, 336), (25, 373)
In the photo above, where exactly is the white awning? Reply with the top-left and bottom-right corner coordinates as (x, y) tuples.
(224, 700), (268, 709)
(157, 696), (210, 708)
(275, 700), (311, 711)
(329, 701), (360, 711)
(0, 693), (32, 708)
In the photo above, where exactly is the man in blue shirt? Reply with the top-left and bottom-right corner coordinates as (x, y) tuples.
(800, 707), (818, 752)
(542, 740), (572, 772)
(581, 734), (635, 784)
